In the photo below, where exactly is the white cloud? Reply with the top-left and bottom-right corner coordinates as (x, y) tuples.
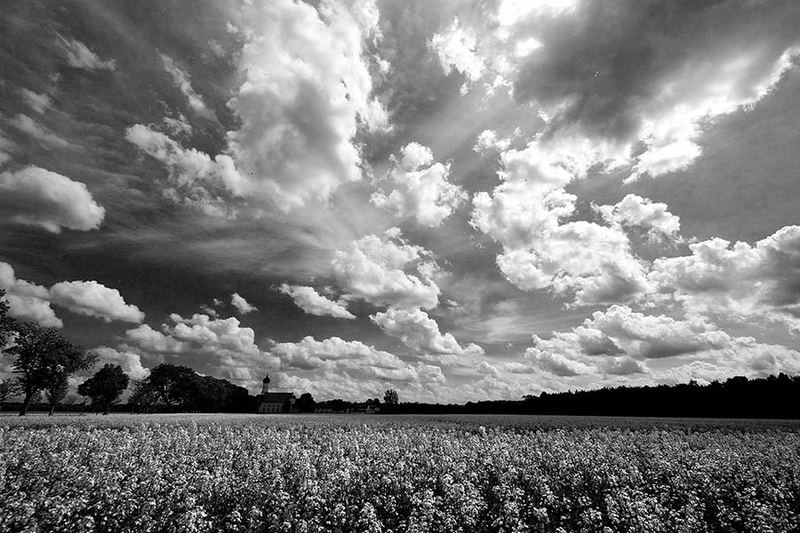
(123, 313), (277, 384)
(159, 53), (214, 119)
(49, 281), (144, 323)
(429, 18), (485, 83)
(57, 36), (116, 71)
(595, 194), (681, 242)
(126, 124), (249, 197)
(430, 3), (800, 179)
(332, 228), (441, 310)
(92, 346), (149, 380)
(20, 89), (50, 114)
(0, 166), (105, 233)
(230, 292), (257, 315)
(271, 335), (445, 384)
(576, 305), (730, 359)
(0, 262), (144, 327)
(649, 225), (800, 331)
(519, 304), (800, 380)
(0, 262), (61, 328)
(10, 114), (69, 147)
(473, 129), (511, 154)
(371, 142), (466, 227)
(224, 0), (388, 209)
(370, 307), (483, 355)
(471, 150), (650, 306)
(279, 284), (354, 319)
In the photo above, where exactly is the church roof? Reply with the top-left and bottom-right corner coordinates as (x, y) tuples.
(261, 392), (294, 403)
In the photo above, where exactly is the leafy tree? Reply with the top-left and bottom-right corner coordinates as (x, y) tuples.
(130, 363), (252, 413)
(0, 289), (16, 347)
(5, 322), (96, 416)
(78, 363), (130, 415)
(0, 379), (16, 411)
(296, 392), (316, 413)
(384, 389), (398, 405)
(45, 374), (69, 416)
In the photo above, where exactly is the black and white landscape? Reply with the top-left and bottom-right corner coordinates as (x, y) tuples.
(2, 1), (800, 531)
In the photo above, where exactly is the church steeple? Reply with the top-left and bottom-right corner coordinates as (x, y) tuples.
(261, 374), (270, 395)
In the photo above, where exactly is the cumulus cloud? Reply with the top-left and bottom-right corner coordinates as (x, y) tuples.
(159, 53), (214, 119)
(431, 0), (800, 179)
(471, 148), (649, 305)
(0, 262), (61, 328)
(57, 36), (116, 71)
(271, 335), (445, 384)
(370, 307), (483, 355)
(127, 0), (388, 212)
(279, 284), (354, 319)
(224, 0), (388, 209)
(230, 292), (257, 315)
(49, 281), (144, 323)
(0, 166), (105, 233)
(371, 142), (466, 227)
(126, 124), (248, 199)
(123, 313), (276, 383)
(92, 346), (149, 380)
(0, 262), (143, 327)
(473, 129), (510, 154)
(429, 17), (485, 83)
(519, 304), (800, 379)
(649, 225), (800, 331)
(595, 194), (681, 242)
(332, 228), (441, 310)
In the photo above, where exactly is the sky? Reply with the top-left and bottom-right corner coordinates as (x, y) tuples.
(1, 0), (800, 403)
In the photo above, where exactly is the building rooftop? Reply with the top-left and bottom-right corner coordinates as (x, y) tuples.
(261, 392), (294, 402)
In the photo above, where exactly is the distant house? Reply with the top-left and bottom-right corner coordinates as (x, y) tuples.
(257, 374), (296, 414)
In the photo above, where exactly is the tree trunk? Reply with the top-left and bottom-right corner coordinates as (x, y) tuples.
(103, 403), (109, 415)
(19, 392), (31, 416)
(48, 402), (55, 416)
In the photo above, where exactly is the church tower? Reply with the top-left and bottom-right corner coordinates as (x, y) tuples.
(261, 374), (270, 395)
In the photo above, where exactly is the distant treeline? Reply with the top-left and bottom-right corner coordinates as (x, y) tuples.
(385, 374), (800, 418)
(127, 364), (256, 413)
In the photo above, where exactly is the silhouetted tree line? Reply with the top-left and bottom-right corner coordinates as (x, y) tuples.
(387, 374), (800, 418)
(129, 364), (255, 413)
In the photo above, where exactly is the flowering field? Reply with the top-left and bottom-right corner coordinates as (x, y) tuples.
(1, 414), (799, 532)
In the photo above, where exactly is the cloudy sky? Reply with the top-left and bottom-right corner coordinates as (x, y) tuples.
(2, 0), (800, 402)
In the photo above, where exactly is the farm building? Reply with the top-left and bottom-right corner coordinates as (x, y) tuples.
(257, 375), (296, 413)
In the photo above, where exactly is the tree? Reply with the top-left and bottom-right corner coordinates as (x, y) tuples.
(0, 289), (16, 347)
(296, 392), (316, 413)
(5, 322), (96, 416)
(0, 379), (16, 411)
(129, 363), (252, 413)
(78, 364), (130, 414)
(45, 374), (69, 416)
(384, 389), (398, 405)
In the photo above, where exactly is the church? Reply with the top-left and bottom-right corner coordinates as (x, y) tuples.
(257, 375), (296, 414)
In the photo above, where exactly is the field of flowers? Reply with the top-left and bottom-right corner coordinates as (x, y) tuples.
(1, 414), (799, 532)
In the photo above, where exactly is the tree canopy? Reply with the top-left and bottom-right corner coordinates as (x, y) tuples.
(130, 363), (253, 413)
(5, 321), (96, 416)
(0, 289), (16, 347)
(78, 363), (130, 414)
(296, 392), (315, 413)
(383, 389), (398, 405)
